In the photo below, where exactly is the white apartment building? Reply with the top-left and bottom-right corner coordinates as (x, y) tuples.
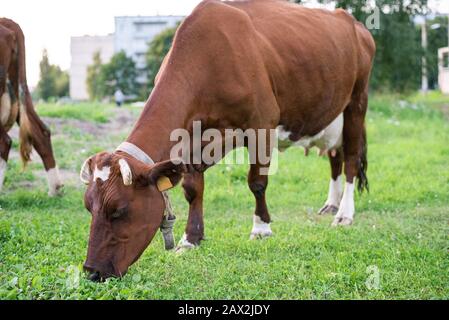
(70, 35), (115, 100)
(70, 16), (184, 100)
(438, 47), (449, 94)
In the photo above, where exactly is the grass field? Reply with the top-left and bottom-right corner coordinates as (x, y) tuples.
(0, 93), (448, 300)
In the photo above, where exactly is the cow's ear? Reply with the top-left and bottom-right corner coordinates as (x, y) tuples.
(148, 160), (186, 192)
(80, 157), (93, 184)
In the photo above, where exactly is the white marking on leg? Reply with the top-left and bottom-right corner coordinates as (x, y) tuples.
(250, 215), (273, 240)
(319, 175), (343, 214)
(0, 158), (7, 192)
(327, 175), (343, 207)
(175, 233), (196, 253)
(93, 165), (110, 182)
(47, 167), (63, 196)
(332, 178), (355, 226)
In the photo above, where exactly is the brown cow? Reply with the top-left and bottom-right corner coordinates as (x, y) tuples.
(0, 18), (62, 196)
(80, 0), (375, 281)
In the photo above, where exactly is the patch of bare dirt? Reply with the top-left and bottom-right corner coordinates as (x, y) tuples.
(5, 108), (140, 191)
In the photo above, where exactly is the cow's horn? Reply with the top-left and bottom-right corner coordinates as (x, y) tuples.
(80, 158), (92, 184)
(118, 159), (133, 186)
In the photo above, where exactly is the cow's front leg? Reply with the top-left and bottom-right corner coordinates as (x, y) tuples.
(248, 163), (273, 240)
(177, 169), (204, 252)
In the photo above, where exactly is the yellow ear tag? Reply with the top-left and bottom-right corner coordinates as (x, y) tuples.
(157, 176), (173, 192)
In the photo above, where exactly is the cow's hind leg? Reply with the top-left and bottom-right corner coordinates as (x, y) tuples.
(177, 169), (205, 252)
(18, 96), (63, 196)
(248, 162), (273, 239)
(319, 148), (343, 215)
(0, 69), (12, 191)
(0, 123), (12, 191)
(332, 88), (369, 227)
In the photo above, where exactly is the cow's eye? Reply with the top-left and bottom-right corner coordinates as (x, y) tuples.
(111, 208), (127, 219)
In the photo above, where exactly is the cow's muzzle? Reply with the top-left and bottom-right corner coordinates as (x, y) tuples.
(83, 262), (118, 282)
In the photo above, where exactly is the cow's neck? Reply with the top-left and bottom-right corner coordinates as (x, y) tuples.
(126, 78), (194, 163)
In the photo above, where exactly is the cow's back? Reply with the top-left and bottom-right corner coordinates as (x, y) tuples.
(164, 0), (374, 135)
(222, 0), (373, 135)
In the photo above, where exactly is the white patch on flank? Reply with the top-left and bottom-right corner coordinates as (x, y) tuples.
(277, 113), (343, 153)
(93, 165), (110, 182)
(47, 167), (63, 196)
(332, 178), (355, 226)
(0, 158), (7, 192)
(325, 175), (343, 208)
(250, 215), (273, 240)
(0, 91), (11, 126)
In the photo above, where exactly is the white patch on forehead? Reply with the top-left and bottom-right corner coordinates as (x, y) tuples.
(277, 113), (344, 152)
(93, 165), (111, 182)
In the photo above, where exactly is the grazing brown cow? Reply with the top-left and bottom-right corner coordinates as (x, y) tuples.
(0, 18), (62, 196)
(80, 0), (375, 281)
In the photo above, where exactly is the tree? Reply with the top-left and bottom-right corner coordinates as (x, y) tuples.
(37, 49), (56, 101)
(86, 51), (103, 101)
(145, 25), (179, 90)
(53, 66), (69, 98)
(98, 51), (140, 98)
(292, 0), (433, 92)
(37, 49), (69, 101)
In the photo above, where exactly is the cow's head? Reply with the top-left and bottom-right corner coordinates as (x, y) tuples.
(80, 152), (185, 281)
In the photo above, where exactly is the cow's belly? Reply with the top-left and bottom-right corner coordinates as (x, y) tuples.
(277, 114), (343, 153)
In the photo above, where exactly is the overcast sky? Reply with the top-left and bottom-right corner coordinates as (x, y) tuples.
(2, 0), (448, 87)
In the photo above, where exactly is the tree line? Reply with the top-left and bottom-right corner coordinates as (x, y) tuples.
(37, 0), (448, 101)
(294, 0), (448, 92)
(85, 24), (178, 102)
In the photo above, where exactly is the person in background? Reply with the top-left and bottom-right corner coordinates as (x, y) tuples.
(114, 88), (125, 107)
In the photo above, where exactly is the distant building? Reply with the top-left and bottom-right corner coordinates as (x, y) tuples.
(70, 35), (114, 100)
(69, 16), (184, 100)
(438, 47), (449, 94)
(114, 16), (183, 83)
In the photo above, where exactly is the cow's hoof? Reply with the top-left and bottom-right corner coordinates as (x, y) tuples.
(175, 233), (197, 254)
(249, 231), (273, 240)
(250, 216), (272, 240)
(331, 217), (353, 227)
(48, 184), (64, 197)
(318, 204), (339, 215)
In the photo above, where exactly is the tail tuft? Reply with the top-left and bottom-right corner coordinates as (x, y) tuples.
(357, 125), (369, 193)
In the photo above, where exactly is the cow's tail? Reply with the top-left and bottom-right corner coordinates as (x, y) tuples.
(19, 104), (33, 168)
(14, 24), (33, 168)
(357, 124), (369, 193)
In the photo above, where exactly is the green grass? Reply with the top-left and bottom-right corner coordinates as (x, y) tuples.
(0, 93), (448, 299)
(35, 102), (116, 123)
